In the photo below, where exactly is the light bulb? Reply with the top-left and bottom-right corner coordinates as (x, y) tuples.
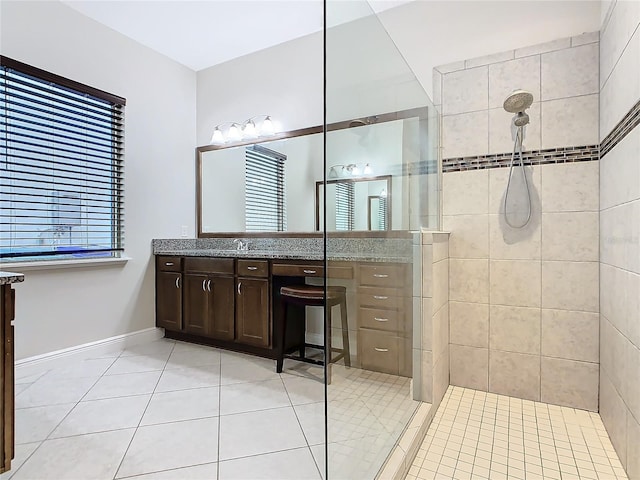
(363, 163), (372, 175)
(211, 127), (224, 144)
(352, 165), (361, 175)
(328, 166), (338, 178)
(228, 123), (241, 141)
(261, 116), (275, 136)
(380, 189), (387, 198)
(243, 120), (257, 138)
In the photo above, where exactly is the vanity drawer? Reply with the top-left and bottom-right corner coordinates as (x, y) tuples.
(358, 287), (406, 310)
(272, 263), (324, 278)
(237, 259), (269, 278)
(358, 329), (401, 375)
(184, 257), (234, 274)
(359, 264), (407, 287)
(157, 256), (182, 272)
(358, 307), (406, 333)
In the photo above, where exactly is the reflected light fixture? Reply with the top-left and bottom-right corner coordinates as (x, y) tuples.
(363, 163), (372, 175)
(210, 115), (277, 145)
(327, 163), (374, 178)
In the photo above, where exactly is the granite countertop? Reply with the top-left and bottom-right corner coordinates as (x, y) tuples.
(153, 248), (411, 263)
(0, 271), (25, 285)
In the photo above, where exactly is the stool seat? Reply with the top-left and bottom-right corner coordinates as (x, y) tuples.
(280, 285), (346, 301)
(276, 283), (351, 374)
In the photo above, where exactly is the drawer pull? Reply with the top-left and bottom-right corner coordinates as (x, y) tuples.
(303, 269), (317, 274)
(165, 262), (174, 266)
(202, 279), (207, 292)
(247, 266), (258, 271)
(373, 295), (388, 300)
(175, 277), (180, 289)
(374, 317), (389, 322)
(207, 280), (211, 292)
(373, 274), (389, 278)
(237, 282), (242, 295)
(374, 347), (389, 352)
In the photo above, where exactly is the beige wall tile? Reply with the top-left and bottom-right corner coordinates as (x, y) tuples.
(489, 165), (541, 215)
(600, 264), (630, 337)
(432, 70), (442, 107)
(433, 259), (449, 313)
(432, 235), (449, 263)
(490, 305), (541, 354)
(421, 351), (433, 403)
(489, 214), (541, 260)
(450, 259), (489, 304)
(599, 0), (640, 87)
(490, 260), (541, 307)
(488, 55), (541, 109)
(600, 200), (640, 273)
(515, 38), (571, 58)
(443, 214), (489, 259)
(599, 372), (628, 468)
(433, 350), (450, 407)
(600, 317), (628, 402)
(627, 413), (640, 480)
(489, 103), (541, 154)
(489, 350), (540, 401)
(599, 127), (640, 210)
(442, 111), (489, 158)
(541, 162), (599, 213)
(466, 50), (514, 69)
(432, 303), (449, 360)
(571, 31), (599, 47)
(442, 66), (489, 115)
(626, 340), (640, 422)
(542, 261), (599, 312)
(541, 94), (599, 149)
(541, 309), (599, 363)
(443, 170), (489, 216)
(421, 297), (433, 351)
(628, 272), (640, 349)
(540, 357), (599, 411)
(541, 212), (599, 261)
(541, 43), (599, 101)
(450, 345), (488, 391)
(422, 244), (433, 297)
(450, 301), (489, 348)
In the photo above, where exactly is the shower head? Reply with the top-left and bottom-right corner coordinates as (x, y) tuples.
(349, 119), (368, 128)
(503, 90), (534, 113)
(513, 112), (530, 127)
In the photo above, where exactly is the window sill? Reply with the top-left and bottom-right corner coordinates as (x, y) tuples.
(0, 256), (131, 271)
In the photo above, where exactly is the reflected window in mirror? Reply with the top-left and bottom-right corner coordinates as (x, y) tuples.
(245, 145), (286, 232)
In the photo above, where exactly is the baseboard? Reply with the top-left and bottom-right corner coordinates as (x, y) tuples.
(15, 327), (164, 378)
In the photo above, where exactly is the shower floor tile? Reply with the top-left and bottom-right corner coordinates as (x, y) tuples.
(406, 386), (629, 480)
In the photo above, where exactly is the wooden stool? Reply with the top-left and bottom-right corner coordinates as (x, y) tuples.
(276, 285), (351, 373)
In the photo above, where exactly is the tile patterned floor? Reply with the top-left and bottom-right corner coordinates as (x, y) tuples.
(406, 386), (629, 480)
(1, 338), (418, 480)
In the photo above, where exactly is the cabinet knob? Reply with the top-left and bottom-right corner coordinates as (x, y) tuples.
(374, 347), (389, 352)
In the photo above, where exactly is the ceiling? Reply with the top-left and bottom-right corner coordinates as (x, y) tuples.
(61, 0), (413, 72)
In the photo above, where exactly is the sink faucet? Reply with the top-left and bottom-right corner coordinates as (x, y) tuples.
(233, 239), (248, 251)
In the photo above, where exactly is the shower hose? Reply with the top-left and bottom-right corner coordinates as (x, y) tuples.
(504, 126), (532, 229)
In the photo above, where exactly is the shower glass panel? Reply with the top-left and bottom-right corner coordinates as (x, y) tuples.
(323, 1), (439, 478)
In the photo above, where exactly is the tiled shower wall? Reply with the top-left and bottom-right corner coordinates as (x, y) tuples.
(433, 33), (601, 410)
(598, 1), (640, 478)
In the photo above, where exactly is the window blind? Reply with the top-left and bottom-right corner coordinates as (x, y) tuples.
(0, 56), (125, 260)
(335, 182), (354, 231)
(245, 145), (286, 232)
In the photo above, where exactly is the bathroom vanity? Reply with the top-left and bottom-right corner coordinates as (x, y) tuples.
(153, 238), (414, 376)
(0, 272), (23, 474)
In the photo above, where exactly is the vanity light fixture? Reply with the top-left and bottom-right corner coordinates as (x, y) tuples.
(327, 163), (374, 178)
(210, 115), (277, 145)
(363, 163), (372, 175)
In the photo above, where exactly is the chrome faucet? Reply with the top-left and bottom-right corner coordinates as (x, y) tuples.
(233, 239), (249, 251)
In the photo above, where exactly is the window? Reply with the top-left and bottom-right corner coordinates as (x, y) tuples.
(0, 56), (125, 261)
(335, 182), (354, 231)
(245, 145), (286, 232)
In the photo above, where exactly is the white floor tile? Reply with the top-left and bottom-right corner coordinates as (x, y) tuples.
(119, 339), (175, 358)
(218, 407), (307, 461)
(165, 347), (222, 370)
(119, 463), (218, 479)
(116, 417), (219, 478)
(15, 376), (98, 408)
(11, 429), (135, 480)
(84, 371), (162, 400)
(219, 356), (280, 385)
(220, 379), (290, 416)
(282, 374), (325, 406)
(219, 447), (321, 480)
(43, 358), (117, 380)
(140, 387), (220, 426)
(50, 395), (151, 438)
(293, 402), (325, 446)
(105, 354), (169, 375)
(155, 365), (220, 392)
(14, 403), (75, 444)
(0, 442), (40, 480)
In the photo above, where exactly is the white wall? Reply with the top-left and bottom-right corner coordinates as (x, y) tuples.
(0, 1), (196, 359)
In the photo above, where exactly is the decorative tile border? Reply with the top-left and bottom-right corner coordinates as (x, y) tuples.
(442, 145), (599, 173)
(601, 99), (640, 158)
(442, 98), (640, 172)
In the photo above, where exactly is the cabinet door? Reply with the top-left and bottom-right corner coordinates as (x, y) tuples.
(183, 273), (209, 336)
(236, 278), (270, 347)
(1, 285), (15, 474)
(208, 275), (235, 341)
(156, 271), (182, 331)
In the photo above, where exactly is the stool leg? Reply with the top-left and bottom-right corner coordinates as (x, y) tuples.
(299, 305), (306, 360)
(326, 304), (332, 385)
(340, 298), (351, 367)
(276, 301), (288, 373)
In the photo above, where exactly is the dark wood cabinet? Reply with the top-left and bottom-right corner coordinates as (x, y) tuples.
(156, 271), (182, 331)
(236, 277), (270, 347)
(183, 273), (209, 336)
(1, 284), (16, 474)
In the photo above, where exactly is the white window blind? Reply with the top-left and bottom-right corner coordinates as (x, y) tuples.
(0, 56), (125, 261)
(245, 145), (286, 232)
(335, 182), (354, 231)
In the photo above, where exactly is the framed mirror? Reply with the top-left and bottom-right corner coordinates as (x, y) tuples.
(315, 175), (391, 231)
